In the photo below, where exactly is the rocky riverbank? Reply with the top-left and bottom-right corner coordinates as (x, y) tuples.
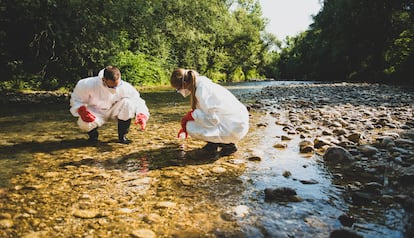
(0, 91), (70, 105)
(248, 82), (414, 236)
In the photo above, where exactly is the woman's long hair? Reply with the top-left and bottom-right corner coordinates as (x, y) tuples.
(170, 68), (198, 110)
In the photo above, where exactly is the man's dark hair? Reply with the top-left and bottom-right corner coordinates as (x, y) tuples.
(103, 66), (121, 81)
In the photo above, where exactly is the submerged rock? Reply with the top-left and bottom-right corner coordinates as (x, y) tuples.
(0, 219), (14, 228)
(131, 229), (156, 238)
(264, 187), (301, 202)
(398, 166), (414, 186)
(329, 229), (363, 238)
(72, 209), (102, 219)
(338, 213), (356, 227)
(299, 140), (314, 153)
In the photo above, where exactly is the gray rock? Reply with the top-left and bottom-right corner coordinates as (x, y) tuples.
(399, 166), (414, 186)
(323, 146), (354, 164)
(358, 145), (379, 156)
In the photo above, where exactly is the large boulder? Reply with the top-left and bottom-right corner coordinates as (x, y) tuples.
(323, 146), (354, 164)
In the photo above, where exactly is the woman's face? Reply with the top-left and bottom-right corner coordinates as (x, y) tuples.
(174, 75), (191, 97)
(173, 73), (190, 91)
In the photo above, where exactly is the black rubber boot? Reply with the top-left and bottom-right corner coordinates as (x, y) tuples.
(87, 127), (99, 142)
(201, 142), (220, 153)
(219, 143), (237, 156)
(118, 119), (132, 144)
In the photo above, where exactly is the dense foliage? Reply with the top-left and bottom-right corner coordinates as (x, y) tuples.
(0, 0), (277, 90)
(278, 0), (414, 84)
(1, 0), (412, 90)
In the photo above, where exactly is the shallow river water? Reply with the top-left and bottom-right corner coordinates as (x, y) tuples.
(0, 81), (407, 237)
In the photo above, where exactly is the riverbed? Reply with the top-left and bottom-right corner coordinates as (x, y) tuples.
(0, 81), (413, 238)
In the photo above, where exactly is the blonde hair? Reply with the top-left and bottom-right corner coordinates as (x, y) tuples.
(170, 68), (198, 110)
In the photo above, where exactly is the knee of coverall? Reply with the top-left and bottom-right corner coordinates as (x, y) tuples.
(77, 117), (104, 132)
(115, 98), (136, 121)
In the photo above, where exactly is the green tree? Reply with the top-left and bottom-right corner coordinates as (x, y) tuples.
(278, 0), (413, 84)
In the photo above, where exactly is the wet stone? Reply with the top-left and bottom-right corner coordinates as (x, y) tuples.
(131, 229), (156, 238)
(330, 229), (363, 238)
(358, 145), (379, 156)
(338, 213), (356, 227)
(299, 179), (319, 185)
(347, 133), (361, 143)
(116, 208), (133, 214)
(211, 166), (227, 173)
(143, 213), (162, 224)
(264, 187), (299, 202)
(282, 170), (292, 178)
(351, 191), (375, 205)
(281, 135), (292, 141)
(363, 182), (383, 193)
(21, 231), (50, 238)
(273, 143), (287, 149)
(398, 166), (414, 185)
(0, 213), (11, 219)
(155, 201), (176, 209)
(314, 138), (330, 149)
(72, 209), (101, 219)
(0, 219), (14, 228)
(323, 146), (354, 164)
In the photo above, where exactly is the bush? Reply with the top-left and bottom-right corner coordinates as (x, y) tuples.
(111, 51), (169, 86)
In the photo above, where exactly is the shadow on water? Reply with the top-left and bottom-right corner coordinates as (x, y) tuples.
(0, 139), (114, 155)
(58, 143), (222, 172)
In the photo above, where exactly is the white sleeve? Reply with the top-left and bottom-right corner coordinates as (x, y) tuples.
(125, 84), (150, 119)
(69, 80), (90, 116)
(135, 95), (150, 119)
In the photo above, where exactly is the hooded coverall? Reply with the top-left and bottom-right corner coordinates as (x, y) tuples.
(187, 76), (249, 144)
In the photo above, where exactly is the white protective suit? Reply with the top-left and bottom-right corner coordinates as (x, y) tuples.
(186, 76), (249, 144)
(70, 69), (150, 132)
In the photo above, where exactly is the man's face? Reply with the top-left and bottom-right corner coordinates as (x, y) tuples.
(103, 78), (120, 88)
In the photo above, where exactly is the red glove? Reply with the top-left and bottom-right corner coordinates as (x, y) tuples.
(181, 110), (194, 130)
(77, 106), (95, 122)
(177, 110), (194, 138)
(177, 128), (188, 139)
(135, 113), (148, 130)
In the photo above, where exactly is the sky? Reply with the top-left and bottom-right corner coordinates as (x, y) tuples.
(258, 0), (322, 40)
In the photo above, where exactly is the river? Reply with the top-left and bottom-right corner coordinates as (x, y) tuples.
(0, 80), (409, 237)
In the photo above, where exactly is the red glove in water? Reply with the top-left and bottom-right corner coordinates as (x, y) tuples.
(181, 110), (194, 130)
(135, 113), (148, 130)
(177, 127), (188, 139)
(77, 106), (96, 122)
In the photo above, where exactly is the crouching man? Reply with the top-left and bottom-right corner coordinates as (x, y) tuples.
(70, 66), (149, 144)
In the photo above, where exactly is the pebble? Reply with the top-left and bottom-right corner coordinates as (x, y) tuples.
(211, 167), (227, 173)
(72, 209), (101, 219)
(0, 219), (14, 228)
(131, 229), (156, 238)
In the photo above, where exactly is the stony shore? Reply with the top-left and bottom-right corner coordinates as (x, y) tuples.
(248, 82), (414, 236)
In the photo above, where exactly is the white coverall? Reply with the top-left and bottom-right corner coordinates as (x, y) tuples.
(187, 76), (249, 144)
(70, 69), (150, 132)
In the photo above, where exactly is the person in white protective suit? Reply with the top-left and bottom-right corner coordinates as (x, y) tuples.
(70, 66), (150, 144)
(170, 68), (249, 156)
